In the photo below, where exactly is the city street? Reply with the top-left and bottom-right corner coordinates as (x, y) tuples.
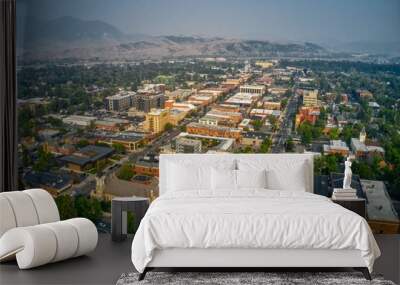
(271, 92), (299, 153)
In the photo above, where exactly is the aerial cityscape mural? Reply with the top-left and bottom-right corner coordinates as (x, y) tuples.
(16, 0), (400, 234)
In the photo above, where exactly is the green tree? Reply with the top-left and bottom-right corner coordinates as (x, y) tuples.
(311, 126), (323, 139)
(117, 163), (134, 181)
(259, 137), (272, 153)
(341, 125), (353, 144)
(268, 115), (278, 131)
(340, 124), (363, 144)
(21, 145), (32, 167)
(74, 196), (102, 223)
(235, 146), (254, 153)
(76, 139), (89, 148)
(314, 155), (339, 175)
(164, 123), (174, 131)
(329, 128), (340, 140)
(112, 143), (126, 154)
(55, 195), (77, 220)
(251, 119), (263, 131)
(101, 200), (111, 213)
(33, 146), (53, 171)
(352, 161), (375, 180)
(324, 155), (339, 174)
(285, 137), (295, 152)
(18, 107), (36, 137)
(298, 122), (313, 144)
(281, 98), (288, 110)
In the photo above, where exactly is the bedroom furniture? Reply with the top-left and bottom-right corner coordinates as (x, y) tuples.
(112, 197), (149, 242)
(0, 189), (98, 269)
(132, 154), (380, 281)
(332, 198), (366, 219)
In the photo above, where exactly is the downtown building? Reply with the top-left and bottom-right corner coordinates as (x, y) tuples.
(350, 130), (385, 160)
(144, 109), (170, 134)
(187, 122), (242, 141)
(63, 115), (96, 127)
(143, 108), (186, 134)
(323, 140), (350, 157)
(132, 92), (165, 113)
(199, 109), (243, 128)
(105, 91), (136, 112)
(302, 89), (319, 107)
(175, 137), (202, 153)
(295, 106), (320, 128)
(239, 85), (266, 95)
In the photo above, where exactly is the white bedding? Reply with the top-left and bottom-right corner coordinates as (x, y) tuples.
(131, 190), (380, 273)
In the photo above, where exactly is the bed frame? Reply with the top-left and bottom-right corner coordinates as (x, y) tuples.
(139, 248), (371, 280)
(138, 154), (372, 281)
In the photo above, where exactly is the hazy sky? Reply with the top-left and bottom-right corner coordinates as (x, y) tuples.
(18, 0), (400, 44)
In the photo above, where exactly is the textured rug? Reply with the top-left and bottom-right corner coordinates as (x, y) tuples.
(116, 271), (395, 285)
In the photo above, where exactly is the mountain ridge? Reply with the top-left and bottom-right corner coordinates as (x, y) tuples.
(19, 16), (330, 61)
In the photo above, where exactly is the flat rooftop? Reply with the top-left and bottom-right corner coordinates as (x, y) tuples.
(61, 145), (114, 166)
(63, 115), (97, 122)
(361, 179), (399, 222)
(188, 122), (241, 133)
(106, 91), (136, 100)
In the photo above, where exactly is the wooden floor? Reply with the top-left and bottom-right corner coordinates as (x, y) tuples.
(0, 234), (134, 285)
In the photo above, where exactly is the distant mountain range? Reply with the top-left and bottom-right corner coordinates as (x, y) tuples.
(23, 16), (126, 43)
(17, 16), (331, 61)
(17, 16), (397, 62)
(328, 41), (400, 56)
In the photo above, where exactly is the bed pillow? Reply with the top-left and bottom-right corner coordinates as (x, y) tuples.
(236, 169), (267, 189)
(167, 162), (211, 192)
(167, 159), (236, 192)
(238, 158), (309, 191)
(265, 162), (307, 191)
(211, 168), (237, 191)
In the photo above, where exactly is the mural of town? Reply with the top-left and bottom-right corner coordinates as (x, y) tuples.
(16, 15), (400, 234)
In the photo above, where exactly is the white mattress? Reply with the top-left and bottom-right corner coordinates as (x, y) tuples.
(131, 190), (380, 273)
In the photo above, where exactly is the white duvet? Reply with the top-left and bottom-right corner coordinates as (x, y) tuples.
(131, 190), (380, 273)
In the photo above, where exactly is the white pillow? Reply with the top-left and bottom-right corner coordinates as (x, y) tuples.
(167, 162), (211, 191)
(238, 158), (309, 191)
(211, 168), (237, 191)
(266, 163), (307, 191)
(166, 159), (236, 193)
(236, 169), (267, 189)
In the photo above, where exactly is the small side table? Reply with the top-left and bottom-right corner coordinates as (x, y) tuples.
(332, 198), (366, 219)
(111, 197), (149, 242)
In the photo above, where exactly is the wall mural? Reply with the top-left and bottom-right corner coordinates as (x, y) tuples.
(16, 0), (400, 234)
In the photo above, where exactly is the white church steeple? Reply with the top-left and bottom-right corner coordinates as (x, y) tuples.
(359, 127), (366, 144)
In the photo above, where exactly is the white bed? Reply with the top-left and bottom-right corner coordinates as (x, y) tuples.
(131, 154), (380, 280)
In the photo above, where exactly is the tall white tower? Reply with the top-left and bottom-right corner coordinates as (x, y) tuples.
(94, 175), (106, 198)
(359, 127), (366, 144)
(244, 60), (250, 73)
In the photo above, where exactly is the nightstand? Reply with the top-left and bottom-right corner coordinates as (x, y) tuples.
(111, 197), (149, 242)
(332, 198), (366, 219)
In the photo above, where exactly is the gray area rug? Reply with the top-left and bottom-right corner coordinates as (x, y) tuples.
(117, 272), (395, 285)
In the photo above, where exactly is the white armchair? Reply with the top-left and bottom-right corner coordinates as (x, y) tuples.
(0, 189), (98, 269)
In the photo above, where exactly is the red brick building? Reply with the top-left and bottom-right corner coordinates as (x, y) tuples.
(295, 107), (320, 128)
(187, 122), (242, 141)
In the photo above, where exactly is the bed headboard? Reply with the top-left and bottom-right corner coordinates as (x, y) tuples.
(159, 153), (315, 196)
